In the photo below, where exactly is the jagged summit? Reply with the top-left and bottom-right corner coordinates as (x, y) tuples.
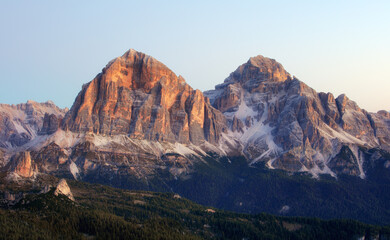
(0, 101), (67, 148)
(121, 48), (155, 62)
(1, 50), (389, 228)
(229, 55), (291, 86)
(99, 48), (180, 92)
(1, 50), (389, 182)
(63, 49), (226, 144)
(205, 53), (390, 177)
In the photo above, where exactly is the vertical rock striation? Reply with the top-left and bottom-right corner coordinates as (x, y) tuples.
(8, 151), (37, 178)
(205, 54), (390, 177)
(63, 49), (226, 145)
(0, 101), (67, 148)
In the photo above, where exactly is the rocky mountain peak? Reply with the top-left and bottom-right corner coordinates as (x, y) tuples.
(1, 50), (388, 183)
(99, 49), (179, 93)
(229, 55), (291, 87)
(205, 53), (390, 177)
(0, 101), (67, 147)
(63, 49), (226, 144)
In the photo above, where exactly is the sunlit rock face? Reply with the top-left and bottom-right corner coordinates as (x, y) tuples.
(9, 151), (37, 178)
(63, 49), (226, 145)
(54, 179), (75, 201)
(0, 101), (67, 148)
(0, 50), (389, 181)
(205, 55), (390, 177)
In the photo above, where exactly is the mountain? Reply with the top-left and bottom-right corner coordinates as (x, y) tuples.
(0, 101), (67, 149)
(62, 49), (227, 145)
(0, 50), (233, 184)
(205, 55), (390, 177)
(1, 49), (390, 225)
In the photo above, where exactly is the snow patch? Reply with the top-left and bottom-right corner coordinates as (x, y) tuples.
(307, 164), (336, 178)
(266, 158), (277, 169)
(385, 161), (390, 169)
(217, 132), (241, 156)
(319, 125), (366, 146)
(233, 92), (257, 122)
(51, 130), (82, 148)
(170, 143), (201, 157)
(350, 145), (366, 179)
(12, 120), (28, 134)
(279, 205), (290, 214)
(69, 161), (80, 180)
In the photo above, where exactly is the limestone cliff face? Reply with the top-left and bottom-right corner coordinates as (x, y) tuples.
(1, 51), (389, 180)
(205, 55), (390, 177)
(9, 151), (37, 178)
(63, 49), (226, 145)
(39, 113), (61, 135)
(54, 179), (75, 201)
(0, 101), (67, 148)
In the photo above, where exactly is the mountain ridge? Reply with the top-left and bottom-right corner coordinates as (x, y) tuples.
(1, 49), (390, 225)
(1, 49), (389, 178)
(205, 54), (390, 177)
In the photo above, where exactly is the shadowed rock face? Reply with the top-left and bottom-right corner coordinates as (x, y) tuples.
(0, 101), (67, 148)
(39, 113), (61, 135)
(30, 142), (69, 172)
(63, 49), (226, 145)
(327, 146), (361, 176)
(205, 55), (390, 176)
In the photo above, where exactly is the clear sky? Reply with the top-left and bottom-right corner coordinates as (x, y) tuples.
(0, 0), (389, 112)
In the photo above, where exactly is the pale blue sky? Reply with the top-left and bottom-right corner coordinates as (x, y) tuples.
(0, 1), (389, 111)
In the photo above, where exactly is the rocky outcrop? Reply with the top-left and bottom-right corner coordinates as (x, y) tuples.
(30, 142), (69, 172)
(63, 49), (226, 145)
(367, 110), (390, 152)
(38, 113), (61, 135)
(66, 135), (202, 182)
(205, 54), (390, 177)
(54, 179), (75, 201)
(0, 148), (4, 167)
(8, 151), (37, 178)
(0, 101), (67, 148)
(327, 146), (361, 176)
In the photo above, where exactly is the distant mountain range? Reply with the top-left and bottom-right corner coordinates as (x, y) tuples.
(1, 49), (390, 224)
